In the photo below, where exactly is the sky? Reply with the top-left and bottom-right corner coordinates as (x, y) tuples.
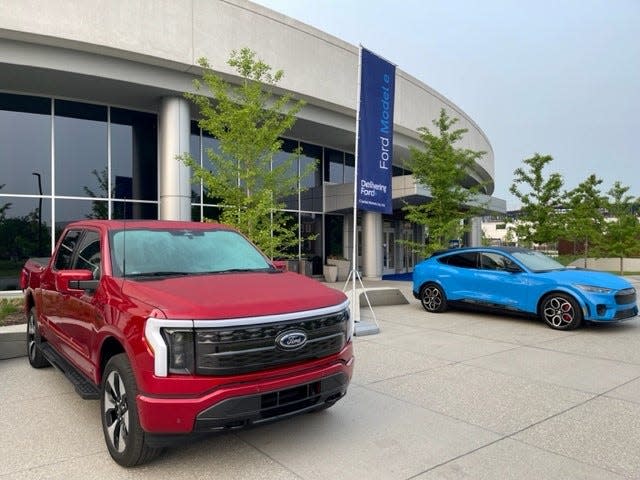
(251, 0), (639, 210)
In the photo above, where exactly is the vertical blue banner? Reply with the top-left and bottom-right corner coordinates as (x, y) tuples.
(357, 47), (395, 214)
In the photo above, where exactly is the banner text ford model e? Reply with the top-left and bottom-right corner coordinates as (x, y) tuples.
(20, 220), (354, 466)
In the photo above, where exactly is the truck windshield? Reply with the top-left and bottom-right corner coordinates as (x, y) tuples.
(110, 228), (272, 278)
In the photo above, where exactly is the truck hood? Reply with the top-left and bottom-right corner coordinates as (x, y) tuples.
(535, 268), (633, 290)
(121, 271), (347, 320)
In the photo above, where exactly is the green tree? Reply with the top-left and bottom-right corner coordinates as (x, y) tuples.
(0, 184), (11, 221)
(179, 48), (312, 258)
(83, 168), (109, 219)
(402, 108), (486, 256)
(562, 174), (606, 266)
(601, 182), (640, 274)
(509, 153), (563, 246)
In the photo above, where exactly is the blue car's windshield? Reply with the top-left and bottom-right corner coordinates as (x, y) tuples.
(110, 228), (271, 277)
(511, 250), (565, 272)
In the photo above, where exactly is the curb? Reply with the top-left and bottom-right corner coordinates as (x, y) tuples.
(0, 324), (26, 360)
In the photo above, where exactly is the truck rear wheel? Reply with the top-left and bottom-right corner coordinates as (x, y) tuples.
(27, 307), (50, 368)
(101, 354), (162, 466)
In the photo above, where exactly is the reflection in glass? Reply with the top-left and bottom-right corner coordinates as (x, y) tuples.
(190, 121), (202, 201)
(110, 107), (157, 201)
(300, 143), (322, 212)
(55, 100), (107, 197)
(0, 196), (52, 290)
(55, 198), (107, 236)
(273, 139), (299, 210)
(301, 213), (323, 274)
(344, 153), (355, 183)
(0, 93), (52, 195)
(325, 148), (344, 184)
(277, 211), (299, 260)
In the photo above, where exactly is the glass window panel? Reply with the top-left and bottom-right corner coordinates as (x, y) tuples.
(276, 211), (299, 261)
(273, 143), (298, 210)
(325, 148), (344, 184)
(202, 205), (222, 222)
(301, 213), (323, 275)
(112, 201), (157, 220)
(55, 99), (108, 197)
(324, 214), (344, 259)
(0, 196), (52, 289)
(280, 138), (299, 154)
(202, 133), (220, 172)
(300, 143), (322, 212)
(0, 93), (52, 195)
(344, 153), (355, 183)
(55, 199), (108, 236)
(300, 143), (321, 189)
(190, 123), (202, 202)
(110, 107), (157, 201)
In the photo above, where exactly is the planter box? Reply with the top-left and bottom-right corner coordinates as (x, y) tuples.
(323, 264), (338, 283)
(327, 259), (350, 282)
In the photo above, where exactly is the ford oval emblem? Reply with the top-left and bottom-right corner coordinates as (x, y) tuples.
(276, 330), (308, 350)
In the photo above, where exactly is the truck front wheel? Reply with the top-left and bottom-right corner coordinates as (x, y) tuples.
(27, 307), (50, 368)
(101, 354), (162, 466)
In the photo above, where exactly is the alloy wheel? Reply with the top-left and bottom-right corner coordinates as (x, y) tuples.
(543, 296), (575, 328)
(422, 286), (443, 312)
(103, 370), (130, 453)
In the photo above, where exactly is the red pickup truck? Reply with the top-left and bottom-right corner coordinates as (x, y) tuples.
(21, 220), (353, 466)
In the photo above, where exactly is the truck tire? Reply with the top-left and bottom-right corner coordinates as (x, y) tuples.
(27, 307), (50, 368)
(101, 354), (162, 466)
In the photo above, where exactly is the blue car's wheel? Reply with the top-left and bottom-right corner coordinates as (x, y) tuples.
(540, 293), (582, 330)
(420, 283), (447, 313)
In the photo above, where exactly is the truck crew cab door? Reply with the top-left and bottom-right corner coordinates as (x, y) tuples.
(46, 228), (104, 378)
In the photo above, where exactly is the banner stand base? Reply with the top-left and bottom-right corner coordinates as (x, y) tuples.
(354, 321), (380, 336)
(343, 268), (381, 336)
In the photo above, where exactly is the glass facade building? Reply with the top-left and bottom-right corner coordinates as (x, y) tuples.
(1, 92), (416, 289)
(0, 0), (502, 291)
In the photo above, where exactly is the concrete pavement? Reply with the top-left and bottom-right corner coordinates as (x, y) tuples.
(1, 279), (640, 479)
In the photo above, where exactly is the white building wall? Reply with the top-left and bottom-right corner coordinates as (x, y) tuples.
(0, 0), (495, 192)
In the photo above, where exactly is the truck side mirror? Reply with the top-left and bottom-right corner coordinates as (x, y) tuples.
(56, 269), (98, 294)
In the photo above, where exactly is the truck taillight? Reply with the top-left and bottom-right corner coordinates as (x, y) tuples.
(19, 268), (28, 290)
(161, 328), (195, 374)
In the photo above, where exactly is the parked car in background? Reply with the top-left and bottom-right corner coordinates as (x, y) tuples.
(412, 246), (638, 330)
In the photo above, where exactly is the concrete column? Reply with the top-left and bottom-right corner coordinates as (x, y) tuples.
(362, 211), (382, 280)
(159, 96), (191, 220)
(467, 217), (483, 247)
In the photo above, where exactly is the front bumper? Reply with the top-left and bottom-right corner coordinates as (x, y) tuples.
(584, 303), (638, 322)
(136, 354), (354, 434)
(194, 372), (348, 432)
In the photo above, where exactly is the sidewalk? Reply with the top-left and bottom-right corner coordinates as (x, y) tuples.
(2, 280), (640, 479)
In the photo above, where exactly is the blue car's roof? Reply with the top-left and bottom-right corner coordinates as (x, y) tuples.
(430, 246), (528, 257)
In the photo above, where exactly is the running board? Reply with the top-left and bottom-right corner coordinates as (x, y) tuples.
(40, 343), (100, 400)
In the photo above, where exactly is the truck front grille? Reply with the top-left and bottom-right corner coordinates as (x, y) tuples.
(194, 309), (349, 375)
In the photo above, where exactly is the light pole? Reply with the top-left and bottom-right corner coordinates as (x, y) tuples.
(32, 172), (42, 256)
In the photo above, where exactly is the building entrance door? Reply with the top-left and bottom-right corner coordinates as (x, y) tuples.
(383, 228), (395, 275)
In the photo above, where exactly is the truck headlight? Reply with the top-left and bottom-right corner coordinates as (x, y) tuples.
(161, 328), (195, 374)
(345, 308), (354, 341)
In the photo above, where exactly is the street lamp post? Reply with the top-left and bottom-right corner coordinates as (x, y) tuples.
(32, 172), (42, 256)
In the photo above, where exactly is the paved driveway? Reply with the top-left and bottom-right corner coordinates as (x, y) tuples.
(2, 280), (640, 479)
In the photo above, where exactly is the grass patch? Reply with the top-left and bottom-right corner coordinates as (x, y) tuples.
(0, 297), (23, 326)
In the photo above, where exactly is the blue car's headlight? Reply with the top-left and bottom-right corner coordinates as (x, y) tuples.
(575, 284), (613, 294)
